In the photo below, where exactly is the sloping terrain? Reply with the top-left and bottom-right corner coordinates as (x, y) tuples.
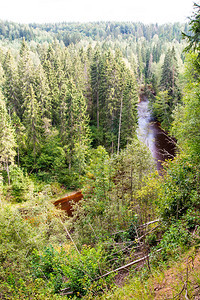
(102, 248), (200, 299)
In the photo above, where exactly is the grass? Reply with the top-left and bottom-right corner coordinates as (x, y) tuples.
(96, 247), (200, 300)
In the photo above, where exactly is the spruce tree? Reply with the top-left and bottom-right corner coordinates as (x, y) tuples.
(91, 46), (102, 130)
(65, 79), (91, 177)
(160, 47), (180, 101)
(34, 63), (52, 120)
(0, 95), (16, 184)
(3, 51), (20, 117)
(18, 39), (35, 119)
(42, 47), (60, 125)
(23, 84), (42, 161)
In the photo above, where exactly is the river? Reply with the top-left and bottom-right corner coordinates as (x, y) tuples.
(137, 97), (176, 172)
(54, 98), (175, 213)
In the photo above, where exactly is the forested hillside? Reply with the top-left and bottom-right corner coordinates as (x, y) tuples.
(0, 4), (200, 299)
(0, 20), (188, 43)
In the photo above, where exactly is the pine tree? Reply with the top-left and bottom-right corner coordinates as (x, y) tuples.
(156, 47), (181, 129)
(23, 84), (42, 160)
(183, 3), (200, 52)
(0, 62), (4, 86)
(42, 45), (61, 125)
(99, 50), (138, 153)
(91, 46), (102, 130)
(160, 47), (180, 101)
(0, 95), (16, 184)
(12, 113), (25, 167)
(65, 79), (91, 177)
(101, 49), (120, 153)
(120, 68), (138, 149)
(3, 51), (20, 116)
(34, 63), (52, 120)
(18, 39), (36, 119)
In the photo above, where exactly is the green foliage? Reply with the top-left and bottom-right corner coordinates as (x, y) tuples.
(72, 140), (155, 247)
(62, 245), (106, 296)
(72, 146), (114, 245)
(159, 221), (191, 260)
(171, 64), (200, 163)
(158, 155), (198, 222)
(31, 245), (65, 293)
(152, 90), (172, 130)
(31, 243), (108, 296)
(9, 165), (31, 202)
(0, 196), (71, 298)
(0, 205), (41, 297)
(183, 3), (200, 52)
(0, 15), (198, 300)
(149, 46), (181, 130)
(35, 129), (66, 182)
(183, 208), (200, 230)
(0, 96), (16, 184)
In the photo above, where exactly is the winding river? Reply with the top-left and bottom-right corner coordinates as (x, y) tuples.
(55, 98), (176, 213)
(137, 97), (176, 172)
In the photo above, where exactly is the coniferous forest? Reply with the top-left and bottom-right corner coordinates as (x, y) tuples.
(0, 3), (200, 299)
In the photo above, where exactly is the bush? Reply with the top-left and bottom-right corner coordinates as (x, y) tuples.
(62, 245), (105, 296)
(0, 197), (69, 298)
(31, 244), (108, 297)
(159, 221), (191, 260)
(183, 208), (200, 230)
(9, 165), (32, 202)
(158, 155), (197, 223)
(0, 205), (42, 297)
(31, 245), (66, 293)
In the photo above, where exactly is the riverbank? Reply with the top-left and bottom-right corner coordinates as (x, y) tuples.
(137, 97), (176, 172)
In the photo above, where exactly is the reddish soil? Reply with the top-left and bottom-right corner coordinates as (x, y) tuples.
(54, 191), (83, 216)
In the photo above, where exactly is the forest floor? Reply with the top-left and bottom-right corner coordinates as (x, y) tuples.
(151, 248), (200, 299)
(102, 247), (200, 299)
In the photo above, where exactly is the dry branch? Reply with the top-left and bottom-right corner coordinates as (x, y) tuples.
(95, 248), (162, 280)
(139, 219), (160, 228)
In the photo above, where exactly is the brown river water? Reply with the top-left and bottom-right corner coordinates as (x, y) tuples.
(137, 97), (176, 172)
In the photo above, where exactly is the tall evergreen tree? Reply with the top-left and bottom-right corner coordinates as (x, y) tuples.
(0, 95), (16, 184)
(91, 46), (102, 130)
(183, 3), (200, 52)
(18, 39), (36, 119)
(65, 79), (91, 176)
(160, 47), (180, 101)
(34, 63), (52, 120)
(152, 46), (182, 129)
(42, 46), (61, 125)
(23, 84), (42, 160)
(3, 51), (20, 116)
(100, 50), (138, 153)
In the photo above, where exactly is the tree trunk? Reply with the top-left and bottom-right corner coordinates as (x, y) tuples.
(17, 146), (20, 167)
(111, 112), (114, 154)
(6, 160), (10, 185)
(117, 96), (123, 155)
(97, 89), (99, 129)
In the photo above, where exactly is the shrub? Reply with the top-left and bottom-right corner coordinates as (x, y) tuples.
(158, 155), (197, 222)
(159, 221), (191, 260)
(62, 245), (107, 296)
(9, 165), (32, 202)
(31, 244), (108, 297)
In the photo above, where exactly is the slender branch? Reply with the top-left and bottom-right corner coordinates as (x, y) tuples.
(94, 248), (162, 280)
(59, 218), (80, 255)
(139, 219), (160, 228)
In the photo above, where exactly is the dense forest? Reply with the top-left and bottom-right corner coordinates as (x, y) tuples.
(0, 3), (200, 299)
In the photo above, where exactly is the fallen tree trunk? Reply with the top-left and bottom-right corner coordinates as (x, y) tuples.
(95, 248), (162, 280)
